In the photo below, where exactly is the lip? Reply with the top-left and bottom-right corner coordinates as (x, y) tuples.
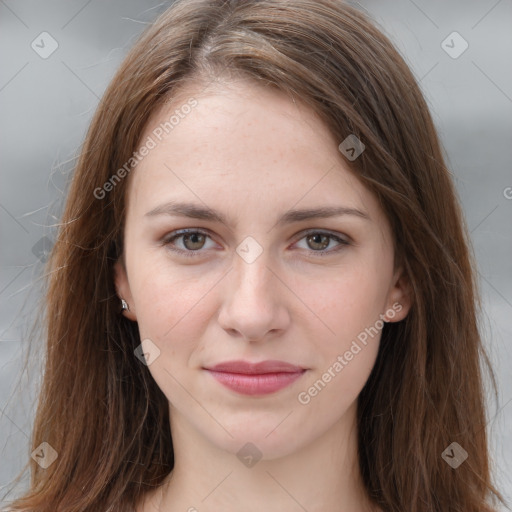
(204, 360), (307, 396)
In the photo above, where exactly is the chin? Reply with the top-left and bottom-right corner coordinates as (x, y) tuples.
(202, 415), (311, 461)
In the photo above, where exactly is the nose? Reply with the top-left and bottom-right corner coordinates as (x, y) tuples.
(217, 251), (291, 342)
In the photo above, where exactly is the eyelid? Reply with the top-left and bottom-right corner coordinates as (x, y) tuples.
(160, 228), (217, 252)
(292, 228), (351, 245)
(290, 229), (351, 257)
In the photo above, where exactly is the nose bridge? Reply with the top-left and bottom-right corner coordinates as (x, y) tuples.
(231, 243), (276, 304)
(217, 241), (289, 340)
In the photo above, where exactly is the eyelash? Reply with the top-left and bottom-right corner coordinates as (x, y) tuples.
(161, 228), (350, 258)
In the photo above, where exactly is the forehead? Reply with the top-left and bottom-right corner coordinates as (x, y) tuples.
(143, 78), (339, 167)
(127, 79), (382, 227)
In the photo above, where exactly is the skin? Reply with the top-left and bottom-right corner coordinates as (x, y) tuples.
(114, 77), (412, 512)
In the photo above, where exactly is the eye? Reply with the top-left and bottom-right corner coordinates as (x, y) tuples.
(293, 230), (350, 256)
(162, 229), (216, 257)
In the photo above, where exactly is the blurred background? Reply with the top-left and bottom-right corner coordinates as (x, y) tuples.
(1, 0), (511, 508)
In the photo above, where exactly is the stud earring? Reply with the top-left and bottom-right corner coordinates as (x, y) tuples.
(120, 298), (130, 312)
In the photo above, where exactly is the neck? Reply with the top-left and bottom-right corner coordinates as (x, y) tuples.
(152, 401), (378, 512)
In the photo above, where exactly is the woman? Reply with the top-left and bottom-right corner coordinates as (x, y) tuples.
(4, 0), (506, 510)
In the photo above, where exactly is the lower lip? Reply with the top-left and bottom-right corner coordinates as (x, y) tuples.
(205, 369), (306, 396)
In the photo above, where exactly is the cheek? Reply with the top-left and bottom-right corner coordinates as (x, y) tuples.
(130, 267), (215, 400)
(303, 262), (390, 347)
(130, 254), (219, 340)
(295, 270), (385, 421)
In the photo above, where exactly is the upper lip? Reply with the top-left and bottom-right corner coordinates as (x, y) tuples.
(205, 360), (305, 374)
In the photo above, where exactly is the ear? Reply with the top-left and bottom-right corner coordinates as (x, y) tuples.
(383, 266), (413, 323)
(114, 259), (137, 322)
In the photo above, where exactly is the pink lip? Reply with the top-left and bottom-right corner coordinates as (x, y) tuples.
(204, 360), (306, 396)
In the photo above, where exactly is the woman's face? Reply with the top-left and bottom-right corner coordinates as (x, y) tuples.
(115, 79), (410, 458)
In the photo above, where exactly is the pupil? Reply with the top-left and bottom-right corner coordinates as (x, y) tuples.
(185, 233), (204, 249)
(309, 234), (328, 250)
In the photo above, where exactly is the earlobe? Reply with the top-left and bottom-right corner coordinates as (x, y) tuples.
(113, 260), (137, 321)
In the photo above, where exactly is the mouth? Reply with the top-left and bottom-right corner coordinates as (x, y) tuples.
(203, 360), (307, 396)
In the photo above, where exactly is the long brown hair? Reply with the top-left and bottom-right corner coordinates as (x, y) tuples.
(3, 1), (506, 510)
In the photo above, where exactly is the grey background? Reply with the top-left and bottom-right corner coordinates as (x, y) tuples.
(1, 0), (511, 508)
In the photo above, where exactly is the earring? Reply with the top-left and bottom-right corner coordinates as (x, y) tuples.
(120, 298), (130, 312)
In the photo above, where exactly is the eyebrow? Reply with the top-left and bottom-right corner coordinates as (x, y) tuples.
(144, 201), (370, 227)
